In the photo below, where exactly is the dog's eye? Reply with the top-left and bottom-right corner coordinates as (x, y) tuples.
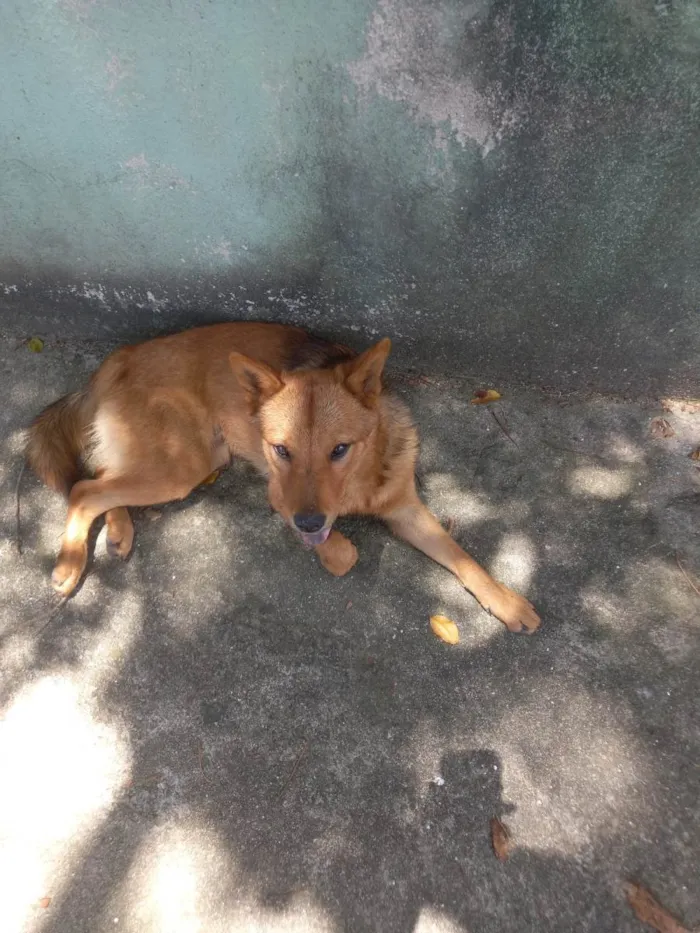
(273, 444), (291, 460)
(330, 443), (350, 461)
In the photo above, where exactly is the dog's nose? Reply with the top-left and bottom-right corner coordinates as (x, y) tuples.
(293, 512), (326, 534)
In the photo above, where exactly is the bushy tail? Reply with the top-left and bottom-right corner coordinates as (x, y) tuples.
(25, 391), (89, 495)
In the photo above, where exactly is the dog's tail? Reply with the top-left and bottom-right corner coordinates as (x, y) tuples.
(25, 390), (90, 495)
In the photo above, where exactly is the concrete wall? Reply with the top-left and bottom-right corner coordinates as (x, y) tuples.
(1, 0), (699, 395)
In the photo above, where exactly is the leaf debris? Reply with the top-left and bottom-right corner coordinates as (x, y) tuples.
(490, 817), (511, 862)
(650, 418), (675, 439)
(624, 882), (690, 933)
(471, 389), (502, 404)
(430, 614), (460, 645)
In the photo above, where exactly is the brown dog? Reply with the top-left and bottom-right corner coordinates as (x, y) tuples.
(26, 323), (539, 633)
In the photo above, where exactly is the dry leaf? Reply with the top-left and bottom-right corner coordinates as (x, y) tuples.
(471, 389), (502, 405)
(27, 337), (44, 353)
(143, 508), (162, 522)
(661, 397), (700, 414)
(650, 418), (675, 439)
(201, 470), (219, 485)
(38, 896), (51, 909)
(624, 882), (690, 933)
(490, 817), (511, 862)
(689, 449), (700, 461)
(430, 614), (459, 645)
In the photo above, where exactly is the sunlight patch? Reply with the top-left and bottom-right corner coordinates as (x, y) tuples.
(490, 532), (536, 592)
(118, 819), (335, 932)
(568, 465), (633, 499)
(0, 676), (130, 933)
(422, 473), (494, 526)
(490, 684), (649, 856)
(414, 907), (466, 933)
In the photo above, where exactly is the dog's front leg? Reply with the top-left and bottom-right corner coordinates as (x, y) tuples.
(384, 499), (540, 634)
(315, 530), (358, 577)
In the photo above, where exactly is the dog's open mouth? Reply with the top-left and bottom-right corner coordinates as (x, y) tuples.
(298, 527), (331, 548)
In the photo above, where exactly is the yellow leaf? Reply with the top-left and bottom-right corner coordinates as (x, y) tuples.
(471, 389), (501, 404)
(27, 337), (44, 353)
(201, 471), (219, 486)
(430, 614), (460, 645)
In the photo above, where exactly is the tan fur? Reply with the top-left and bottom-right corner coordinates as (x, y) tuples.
(25, 323), (539, 633)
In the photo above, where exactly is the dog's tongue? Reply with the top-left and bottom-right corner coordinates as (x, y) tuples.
(300, 527), (331, 548)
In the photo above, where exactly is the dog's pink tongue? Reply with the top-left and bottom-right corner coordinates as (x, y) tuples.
(300, 527), (331, 548)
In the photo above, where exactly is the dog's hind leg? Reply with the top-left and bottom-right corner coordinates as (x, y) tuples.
(105, 507), (134, 559)
(52, 472), (198, 597)
(383, 498), (540, 634)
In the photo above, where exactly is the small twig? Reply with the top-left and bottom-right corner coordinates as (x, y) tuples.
(15, 461), (25, 555)
(38, 597), (68, 633)
(276, 739), (309, 802)
(676, 553), (700, 598)
(490, 407), (519, 448)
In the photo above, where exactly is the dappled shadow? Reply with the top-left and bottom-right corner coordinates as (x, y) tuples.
(1, 345), (699, 932)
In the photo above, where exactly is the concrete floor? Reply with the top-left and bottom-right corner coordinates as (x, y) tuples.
(0, 336), (698, 933)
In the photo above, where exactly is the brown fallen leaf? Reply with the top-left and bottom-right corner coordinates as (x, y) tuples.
(143, 508), (162, 522)
(430, 614), (459, 645)
(490, 817), (511, 862)
(27, 336), (44, 353)
(661, 397), (700, 414)
(689, 448), (700, 461)
(38, 896), (51, 909)
(650, 417), (675, 439)
(471, 389), (502, 405)
(201, 470), (219, 485)
(624, 882), (690, 933)
(444, 516), (456, 535)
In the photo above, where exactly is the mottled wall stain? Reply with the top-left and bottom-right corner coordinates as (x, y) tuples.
(347, 0), (494, 151)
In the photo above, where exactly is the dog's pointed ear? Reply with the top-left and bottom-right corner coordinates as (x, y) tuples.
(342, 338), (391, 405)
(229, 352), (283, 411)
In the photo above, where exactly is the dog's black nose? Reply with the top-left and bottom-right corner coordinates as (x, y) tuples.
(293, 513), (326, 534)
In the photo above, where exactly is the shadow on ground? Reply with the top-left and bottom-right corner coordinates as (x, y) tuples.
(0, 339), (698, 932)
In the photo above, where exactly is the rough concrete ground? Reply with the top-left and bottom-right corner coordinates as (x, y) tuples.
(0, 335), (698, 933)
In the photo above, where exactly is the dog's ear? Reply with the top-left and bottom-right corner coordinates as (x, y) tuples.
(229, 352), (283, 412)
(342, 338), (391, 406)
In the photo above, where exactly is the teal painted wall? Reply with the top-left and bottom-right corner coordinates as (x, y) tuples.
(1, 1), (699, 395)
(1, 0), (375, 277)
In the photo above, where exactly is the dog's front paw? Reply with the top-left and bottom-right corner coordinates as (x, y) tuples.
(316, 531), (358, 577)
(52, 542), (88, 597)
(480, 582), (540, 634)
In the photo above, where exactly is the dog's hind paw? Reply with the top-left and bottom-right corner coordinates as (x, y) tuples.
(52, 543), (88, 597)
(106, 530), (134, 560)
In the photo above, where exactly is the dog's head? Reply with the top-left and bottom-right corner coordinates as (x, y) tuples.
(229, 339), (391, 546)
